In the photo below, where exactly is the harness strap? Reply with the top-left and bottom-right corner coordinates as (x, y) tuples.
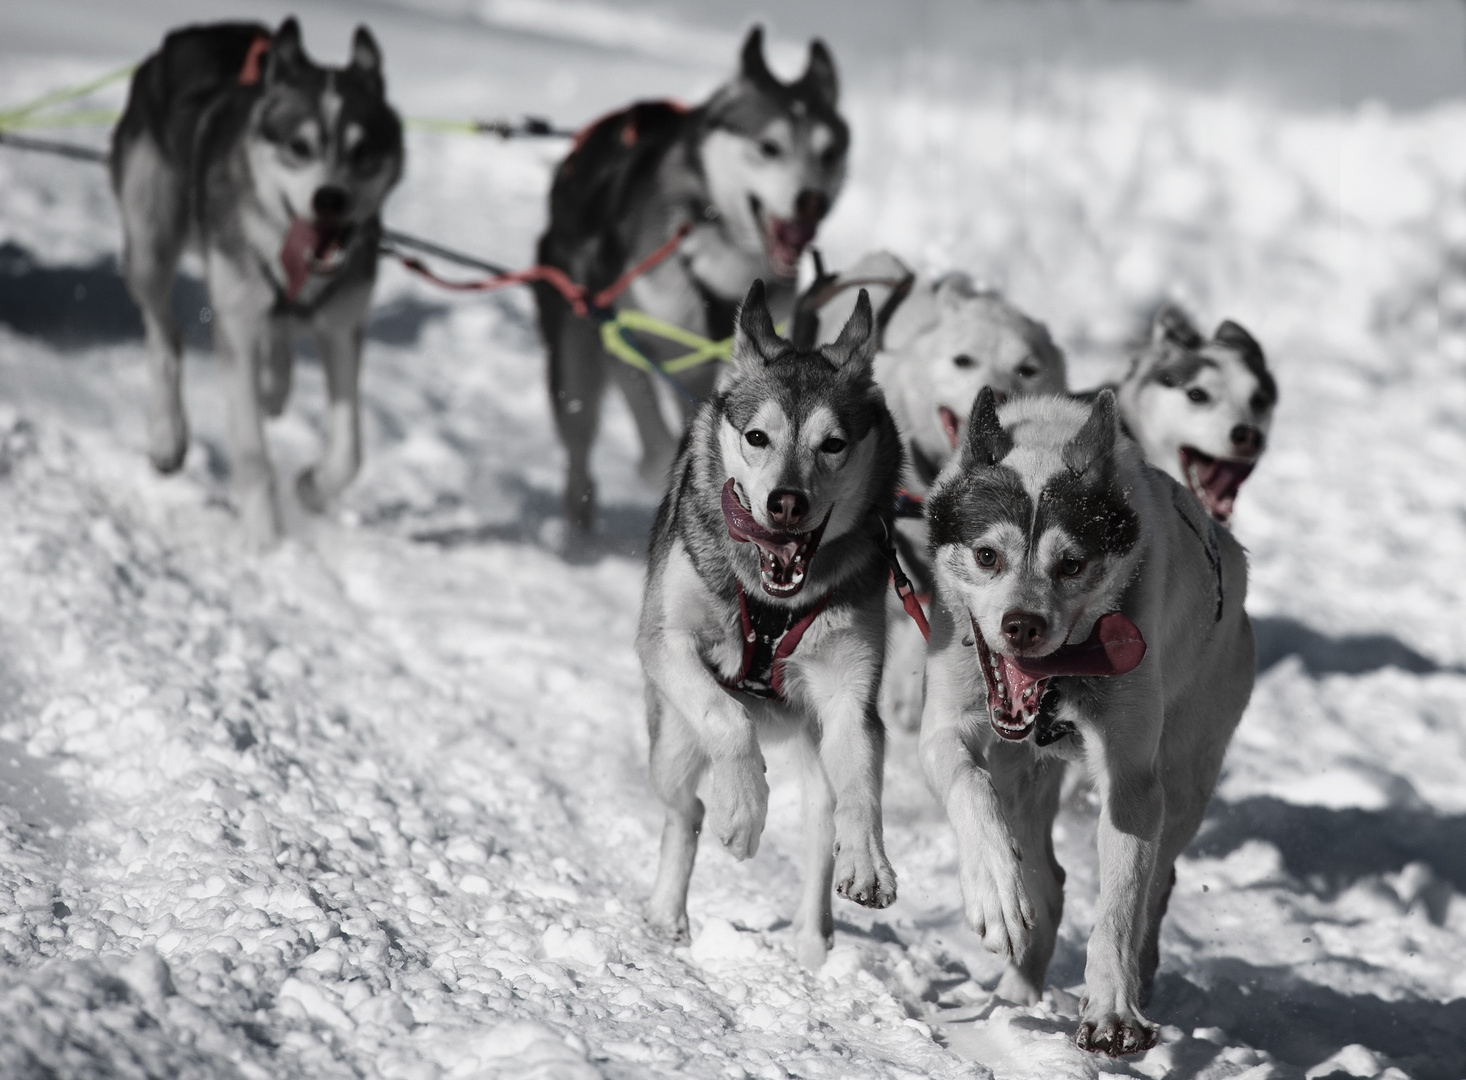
(790, 264), (917, 352)
(879, 520), (931, 641)
(726, 580), (835, 702)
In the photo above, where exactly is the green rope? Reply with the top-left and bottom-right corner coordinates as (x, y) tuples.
(0, 65), (134, 132)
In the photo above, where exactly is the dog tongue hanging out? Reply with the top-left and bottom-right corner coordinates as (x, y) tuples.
(919, 387), (1257, 1058)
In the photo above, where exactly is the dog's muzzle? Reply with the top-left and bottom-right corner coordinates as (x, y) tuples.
(280, 217), (355, 302)
(722, 478), (829, 598)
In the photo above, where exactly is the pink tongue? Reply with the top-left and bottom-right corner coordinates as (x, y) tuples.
(280, 218), (323, 301)
(938, 406), (961, 449)
(767, 217), (816, 276)
(720, 478), (801, 580)
(1009, 613), (1147, 679)
(1198, 457), (1254, 512)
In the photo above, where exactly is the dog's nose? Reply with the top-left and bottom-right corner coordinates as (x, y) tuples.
(312, 185), (350, 220)
(794, 189), (829, 224)
(1230, 424), (1265, 457)
(766, 489), (810, 528)
(1001, 610), (1047, 650)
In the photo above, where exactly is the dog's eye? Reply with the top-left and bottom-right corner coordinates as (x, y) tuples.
(953, 355), (975, 369)
(820, 146), (841, 168)
(350, 147), (382, 175)
(1250, 392), (1270, 413)
(975, 547), (1001, 569)
(820, 436), (847, 454)
(1187, 387), (1212, 404)
(1058, 556), (1086, 578)
(745, 429), (770, 448)
(288, 136), (314, 159)
(758, 139), (782, 159)
(1016, 363), (1039, 378)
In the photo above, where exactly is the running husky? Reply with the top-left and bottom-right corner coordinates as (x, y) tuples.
(920, 388), (1255, 1055)
(1117, 305), (1276, 525)
(797, 252), (1067, 728)
(112, 18), (404, 547)
(638, 281), (901, 969)
(537, 27), (848, 533)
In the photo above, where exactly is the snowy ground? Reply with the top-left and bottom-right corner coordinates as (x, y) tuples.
(2, 2), (1466, 1078)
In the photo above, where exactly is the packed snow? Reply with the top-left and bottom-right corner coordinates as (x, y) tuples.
(2, 2), (1465, 1078)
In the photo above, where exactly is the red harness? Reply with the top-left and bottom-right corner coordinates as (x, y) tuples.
(721, 581), (835, 702)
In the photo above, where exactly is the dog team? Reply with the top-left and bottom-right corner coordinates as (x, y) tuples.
(110, 17), (1279, 1058)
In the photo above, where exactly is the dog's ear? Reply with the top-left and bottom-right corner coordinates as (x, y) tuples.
(961, 387), (1013, 468)
(1152, 303), (1203, 350)
(738, 26), (777, 90)
(797, 40), (839, 106)
(1064, 389), (1121, 476)
(267, 18), (306, 83)
(824, 288), (876, 380)
(934, 271), (979, 310)
(733, 279), (783, 373)
(1214, 318), (1277, 405)
(349, 26), (383, 79)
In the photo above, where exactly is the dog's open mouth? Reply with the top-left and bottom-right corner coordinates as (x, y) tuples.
(938, 406), (962, 450)
(721, 478), (829, 598)
(750, 197), (816, 280)
(974, 614), (1148, 741)
(280, 217), (354, 300)
(1179, 446), (1256, 524)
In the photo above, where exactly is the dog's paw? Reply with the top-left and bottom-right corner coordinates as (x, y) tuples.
(792, 926), (832, 970)
(958, 838), (1034, 958)
(295, 467), (329, 514)
(238, 483), (282, 551)
(645, 905), (691, 945)
(147, 418), (189, 475)
(704, 760), (768, 860)
(833, 832), (897, 908)
(1074, 1012), (1158, 1057)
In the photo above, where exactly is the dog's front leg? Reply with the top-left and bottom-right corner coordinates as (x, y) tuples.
(207, 255), (281, 548)
(920, 635), (1035, 959)
(1075, 736), (1163, 1057)
(299, 286), (371, 512)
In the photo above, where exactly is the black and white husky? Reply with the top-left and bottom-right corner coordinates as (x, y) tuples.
(1117, 306), (1276, 525)
(638, 281), (902, 969)
(920, 388), (1255, 1055)
(537, 27), (849, 533)
(111, 18), (404, 547)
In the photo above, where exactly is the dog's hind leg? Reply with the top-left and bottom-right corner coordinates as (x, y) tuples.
(993, 754), (1067, 1005)
(646, 690), (707, 942)
(115, 136), (188, 473)
(547, 311), (607, 533)
(791, 728), (836, 969)
(298, 285), (371, 513)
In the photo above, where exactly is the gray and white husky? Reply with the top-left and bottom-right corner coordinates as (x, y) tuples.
(799, 252), (1067, 728)
(638, 281), (901, 969)
(112, 18), (403, 547)
(1117, 305), (1276, 525)
(537, 27), (849, 533)
(920, 388), (1255, 1055)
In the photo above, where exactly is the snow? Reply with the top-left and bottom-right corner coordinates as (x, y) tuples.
(2, 2), (1465, 1078)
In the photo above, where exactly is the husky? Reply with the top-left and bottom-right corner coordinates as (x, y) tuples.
(797, 252), (1067, 728)
(638, 281), (902, 969)
(919, 388), (1255, 1056)
(1117, 305), (1276, 525)
(536, 27), (849, 533)
(111, 18), (404, 547)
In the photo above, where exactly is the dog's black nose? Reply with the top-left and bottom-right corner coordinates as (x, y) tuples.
(1001, 610), (1047, 650)
(312, 185), (350, 220)
(1230, 424), (1265, 457)
(766, 489), (810, 528)
(795, 189), (829, 224)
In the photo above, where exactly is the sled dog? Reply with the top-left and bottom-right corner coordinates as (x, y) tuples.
(920, 388), (1255, 1055)
(797, 252), (1067, 727)
(1117, 305), (1276, 525)
(112, 18), (404, 546)
(537, 27), (849, 532)
(638, 281), (901, 969)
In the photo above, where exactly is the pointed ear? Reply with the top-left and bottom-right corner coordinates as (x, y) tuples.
(1152, 303), (1202, 349)
(935, 271), (978, 310)
(1064, 389), (1120, 476)
(1214, 319), (1262, 365)
(962, 386), (1013, 467)
(350, 25), (383, 76)
(266, 18), (304, 83)
(739, 26), (776, 88)
(823, 288), (876, 380)
(797, 40), (838, 105)
(732, 279), (784, 374)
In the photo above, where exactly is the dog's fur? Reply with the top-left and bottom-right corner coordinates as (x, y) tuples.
(638, 282), (901, 969)
(112, 18), (403, 546)
(920, 388), (1255, 1055)
(537, 27), (849, 533)
(1117, 305), (1276, 525)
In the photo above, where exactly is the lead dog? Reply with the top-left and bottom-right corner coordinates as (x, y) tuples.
(537, 28), (849, 533)
(112, 18), (403, 546)
(920, 388), (1255, 1055)
(1117, 305), (1276, 525)
(638, 281), (900, 969)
